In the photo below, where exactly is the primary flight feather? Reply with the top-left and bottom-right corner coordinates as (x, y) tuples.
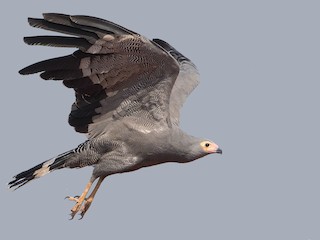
(8, 13), (222, 219)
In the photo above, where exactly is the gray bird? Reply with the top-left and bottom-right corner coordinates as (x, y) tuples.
(8, 13), (222, 219)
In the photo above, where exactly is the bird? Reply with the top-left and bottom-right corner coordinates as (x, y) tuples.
(8, 13), (222, 219)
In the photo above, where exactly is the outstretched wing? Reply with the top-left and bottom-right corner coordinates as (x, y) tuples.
(20, 13), (179, 138)
(153, 39), (200, 126)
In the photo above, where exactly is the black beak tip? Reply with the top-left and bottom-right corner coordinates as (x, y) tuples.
(216, 148), (223, 154)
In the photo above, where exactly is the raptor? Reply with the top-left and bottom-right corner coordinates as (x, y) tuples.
(8, 13), (222, 219)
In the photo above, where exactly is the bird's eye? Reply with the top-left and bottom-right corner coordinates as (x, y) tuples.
(205, 143), (210, 147)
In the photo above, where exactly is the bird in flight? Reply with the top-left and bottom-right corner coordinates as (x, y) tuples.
(8, 13), (222, 219)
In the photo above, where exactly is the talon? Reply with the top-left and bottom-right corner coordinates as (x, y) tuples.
(69, 212), (78, 220)
(79, 203), (91, 219)
(65, 195), (80, 202)
(66, 177), (105, 220)
(69, 213), (75, 220)
(69, 202), (83, 219)
(69, 209), (80, 220)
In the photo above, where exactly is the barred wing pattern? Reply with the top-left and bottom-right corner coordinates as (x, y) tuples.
(20, 13), (180, 138)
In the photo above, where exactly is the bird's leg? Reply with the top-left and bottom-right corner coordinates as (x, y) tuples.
(79, 176), (106, 219)
(66, 177), (96, 219)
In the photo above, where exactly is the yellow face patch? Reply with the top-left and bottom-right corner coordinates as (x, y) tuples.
(200, 141), (219, 153)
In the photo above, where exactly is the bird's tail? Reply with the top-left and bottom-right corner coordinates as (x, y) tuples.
(8, 150), (75, 190)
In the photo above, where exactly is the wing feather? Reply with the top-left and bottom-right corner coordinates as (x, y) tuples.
(28, 18), (99, 42)
(23, 36), (91, 50)
(153, 39), (200, 125)
(70, 15), (138, 35)
(20, 14), (179, 137)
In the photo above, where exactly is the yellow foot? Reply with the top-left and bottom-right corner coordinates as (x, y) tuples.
(65, 195), (86, 220)
(70, 202), (83, 220)
(79, 199), (93, 219)
(65, 176), (105, 220)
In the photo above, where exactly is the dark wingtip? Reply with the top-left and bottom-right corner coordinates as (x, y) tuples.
(42, 12), (58, 18)
(153, 38), (190, 63)
(19, 64), (40, 75)
(27, 17), (34, 23)
(153, 38), (167, 45)
(23, 36), (34, 45)
(27, 17), (41, 27)
(19, 67), (29, 75)
(42, 13), (70, 21)
(19, 64), (41, 75)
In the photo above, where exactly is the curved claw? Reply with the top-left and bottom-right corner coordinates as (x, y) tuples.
(79, 199), (92, 219)
(69, 203), (82, 220)
(65, 177), (101, 220)
(65, 195), (80, 202)
(69, 211), (78, 220)
(69, 213), (75, 220)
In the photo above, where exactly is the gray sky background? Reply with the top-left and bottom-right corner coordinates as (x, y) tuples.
(1, 1), (319, 239)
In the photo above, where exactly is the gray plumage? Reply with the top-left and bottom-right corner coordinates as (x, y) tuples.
(8, 13), (222, 219)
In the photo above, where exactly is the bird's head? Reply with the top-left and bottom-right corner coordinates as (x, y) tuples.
(166, 130), (222, 162)
(199, 140), (222, 155)
(182, 139), (222, 162)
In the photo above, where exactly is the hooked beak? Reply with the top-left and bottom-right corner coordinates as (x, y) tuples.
(216, 148), (223, 154)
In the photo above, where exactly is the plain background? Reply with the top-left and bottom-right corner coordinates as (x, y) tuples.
(1, 0), (319, 239)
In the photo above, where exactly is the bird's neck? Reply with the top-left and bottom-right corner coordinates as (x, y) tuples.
(161, 128), (202, 163)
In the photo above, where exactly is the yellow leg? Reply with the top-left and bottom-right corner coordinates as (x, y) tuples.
(79, 176), (106, 219)
(66, 178), (95, 219)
